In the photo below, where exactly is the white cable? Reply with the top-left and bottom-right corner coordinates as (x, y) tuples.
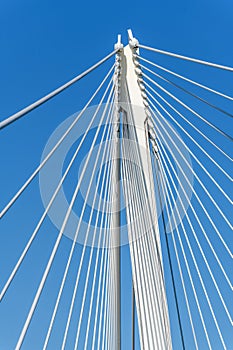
(94, 207), (111, 350)
(139, 199), (171, 347)
(90, 100), (115, 349)
(100, 253), (110, 350)
(125, 99), (174, 347)
(83, 103), (117, 350)
(0, 65), (115, 219)
(138, 44), (233, 72)
(131, 126), (173, 349)
(122, 120), (167, 348)
(127, 141), (167, 348)
(128, 157), (158, 347)
(101, 122), (118, 350)
(157, 131), (233, 321)
(148, 100), (233, 258)
(121, 136), (148, 349)
(150, 106), (233, 276)
(108, 247), (116, 350)
(158, 158), (211, 349)
(97, 222), (112, 350)
(103, 101), (120, 350)
(139, 55), (233, 101)
(141, 64), (233, 120)
(125, 121), (167, 346)
(0, 50), (117, 130)
(14, 74), (114, 350)
(102, 105), (118, 349)
(91, 188), (112, 350)
(97, 121), (117, 350)
(42, 88), (115, 349)
(0, 77), (114, 302)
(144, 74), (233, 156)
(147, 94), (233, 230)
(120, 94), (147, 349)
(123, 106), (169, 348)
(100, 244), (112, 350)
(60, 88), (115, 350)
(149, 97), (233, 292)
(158, 148), (227, 349)
(153, 159), (198, 349)
(123, 117), (156, 348)
(84, 97), (118, 350)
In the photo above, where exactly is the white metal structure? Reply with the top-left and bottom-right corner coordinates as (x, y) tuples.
(118, 30), (172, 349)
(0, 29), (232, 350)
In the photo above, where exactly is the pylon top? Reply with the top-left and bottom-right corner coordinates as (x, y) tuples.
(114, 34), (124, 51)
(127, 29), (139, 48)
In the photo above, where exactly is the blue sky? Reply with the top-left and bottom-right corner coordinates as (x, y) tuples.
(0, 0), (233, 349)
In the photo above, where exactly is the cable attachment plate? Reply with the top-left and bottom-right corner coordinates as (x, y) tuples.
(148, 123), (159, 158)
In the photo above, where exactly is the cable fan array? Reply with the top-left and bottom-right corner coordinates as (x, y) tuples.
(135, 44), (232, 350)
(0, 37), (232, 350)
(0, 51), (125, 350)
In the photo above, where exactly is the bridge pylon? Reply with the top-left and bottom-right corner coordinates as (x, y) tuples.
(112, 30), (173, 349)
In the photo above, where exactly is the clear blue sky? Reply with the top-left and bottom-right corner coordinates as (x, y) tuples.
(0, 0), (232, 349)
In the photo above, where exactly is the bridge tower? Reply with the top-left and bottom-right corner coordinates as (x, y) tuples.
(113, 30), (172, 349)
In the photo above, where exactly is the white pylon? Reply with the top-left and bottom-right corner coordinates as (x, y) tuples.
(109, 35), (123, 350)
(116, 30), (173, 349)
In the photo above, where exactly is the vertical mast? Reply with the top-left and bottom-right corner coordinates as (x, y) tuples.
(110, 35), (123, 350)
(119, 30), (172, 349)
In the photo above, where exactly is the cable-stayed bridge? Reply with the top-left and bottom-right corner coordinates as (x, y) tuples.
(0, 30), (232, 350)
